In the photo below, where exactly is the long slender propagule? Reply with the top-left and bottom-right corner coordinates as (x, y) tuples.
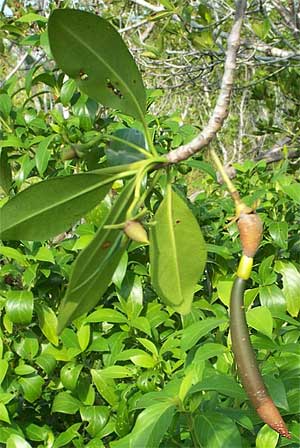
(230, 212), (290, 438)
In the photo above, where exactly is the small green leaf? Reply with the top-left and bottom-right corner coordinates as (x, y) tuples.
(246, 306), (273, 339)
(80, 406), (109, 437)
(48, 9), (146, 120)
(181, 317), (227, 351)
(85, 308), (127, 324)
(91, 369), (118, 406)
(194, 412), (242, 448)
(6, 435), (32, 448)
(150, 186), (207, 314)
(57, 180), (135, 333)
(60, 79), (77, 106)
(281, 183), (300, 204)
(52, 392), (81, 414)
(0, 402), (10, 424)
(14, 330), (39, 360)
(217, 280), (233, 307)
(34, 246), (55, 264)
(190, 374), (246, 400)
(268, 222), (288, 249)
(256, 424), (279, 448)
(0, 172), (112, 240)
(60, 362), (83, 391)
(275, 261), (300, 316)
(16, 13), (48, 23)
(6, 291), (34, 325)
(259, 284), (286, 313)
(35, 135), (55, 176)
(36, 303), (59, 345)
(126, 402), (176, 448)
(97, 366), (135, 379)
(0, 93), (12, 118)
(52, 423), (81, 448)
(0, 360), (8, 386)
(19, 375), (44, 403)
(194, 343), (227, 363)
(106, 129), (146, 166)
(0, 247), (28, 266)
(0, 148), (12, 194)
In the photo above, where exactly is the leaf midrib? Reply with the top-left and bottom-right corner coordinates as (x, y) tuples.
(166, 186), (184, 303)
(1, 175), (110, 235)
(59, 20), (145, 121)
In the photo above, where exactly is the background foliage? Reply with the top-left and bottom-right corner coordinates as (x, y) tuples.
(0, 1), (299, 447)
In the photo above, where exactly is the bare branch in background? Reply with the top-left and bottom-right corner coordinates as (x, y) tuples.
(166, 0), (247, 164)
(0, 52), (29, 88)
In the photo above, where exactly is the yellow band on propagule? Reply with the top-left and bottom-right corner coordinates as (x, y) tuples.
(237, 255), (253, 280)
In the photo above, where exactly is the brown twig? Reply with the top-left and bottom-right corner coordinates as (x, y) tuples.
(166, 0), (247, 164)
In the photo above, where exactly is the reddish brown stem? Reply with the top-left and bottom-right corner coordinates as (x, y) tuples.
(230, 277), (290, 438)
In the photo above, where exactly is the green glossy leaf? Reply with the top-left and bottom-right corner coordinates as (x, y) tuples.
(60, 362), (83, 391)
(268, 221), (288, 249)
(150, 186), (207, 314)
(194, 343), (227, 363)
(106, 129), (146, 166)
(217, 280), (233, 307)
(0, 247), (28, 266)
(194, 412), (242, 448)
(19, 375), (44, 403)
(36, 303), (59, 346)
(181, 317), (227, 351)
(0, 360), (8, 386)
(263, 375), (289, 410)
(6, 291), (34, 325)
(186, 159), (216, 180)
(34, 246), (55, 263)
(60, 79), (77, 106)
(80, 406), (109, 437)
(0, 172), (112, 241)
(127, 402), (176, 448)
(190, 374), (246, 400)
(13, 330), (39, 360)
(91, 369), (118, 406)
(0, 402), (10, 424)
(35, 354), (56, 376)
(0, 93), (12, 118)
(52, 392), (81, 414)
(246, 306), (273, 339)
(281, 183), (300, 204)
(6, 435), (32, 448)
(85, 308), (127, 324)
(57, 180), (134, 333)
(275, 261), (300, 316)
(256, 424), (279, 448)
(96, 366), (135, 379)
(52, 423), (81, 448)
(0, 148), (12, 194)
(259, 284), (286, 313)
(24, 423), (52, 443)
(48, 9), (146, 120)
(35, 135), (55, 176)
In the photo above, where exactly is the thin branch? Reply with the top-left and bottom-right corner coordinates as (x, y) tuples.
(166, 0), (247, 164)
(0, 52), (29, 88)
(129, 0), (164, 13)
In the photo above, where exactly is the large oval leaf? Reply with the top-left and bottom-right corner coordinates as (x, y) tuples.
(48, 9), (146, 120)
(150, 186), (207, 314)
(0, 172), (112, 241)
(57, 180), (135, 334)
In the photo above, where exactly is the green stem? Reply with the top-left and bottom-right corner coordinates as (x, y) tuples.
(210, 149), (240, 203)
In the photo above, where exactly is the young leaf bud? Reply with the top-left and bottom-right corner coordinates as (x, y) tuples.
(238, 213), (263, 257)
(124, 220), (149, 244)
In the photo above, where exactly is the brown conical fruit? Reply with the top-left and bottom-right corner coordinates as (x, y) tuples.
(238, 212), (263, 257)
